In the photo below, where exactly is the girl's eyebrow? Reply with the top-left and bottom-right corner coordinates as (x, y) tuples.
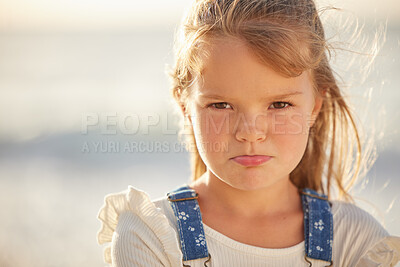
(199, 91), (303, 100)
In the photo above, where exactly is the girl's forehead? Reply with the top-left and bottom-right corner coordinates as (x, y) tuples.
(195, 38), (314, 98)
(199, 35), (310, 72)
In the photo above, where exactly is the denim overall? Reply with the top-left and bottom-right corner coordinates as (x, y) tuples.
(167, 184), (333, 267)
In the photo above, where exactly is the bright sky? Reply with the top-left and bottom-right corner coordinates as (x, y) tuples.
(0, 0), (192, 31)
(0, 0), (398, 31)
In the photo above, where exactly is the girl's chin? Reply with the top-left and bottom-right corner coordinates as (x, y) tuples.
(231, 164), (270, 177)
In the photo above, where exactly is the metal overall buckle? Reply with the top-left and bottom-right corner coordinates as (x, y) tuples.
(182, 253), (212, 267)
(304, 252), (333, 266)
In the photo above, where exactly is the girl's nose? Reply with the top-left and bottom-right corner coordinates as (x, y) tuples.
(234, 113), (267, 143)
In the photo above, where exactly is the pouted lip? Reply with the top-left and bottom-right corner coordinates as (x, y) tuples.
(230, 154), (272, 159)
(230, 155), (273, 167)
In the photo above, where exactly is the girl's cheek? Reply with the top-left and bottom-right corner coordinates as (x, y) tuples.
(270, 112), (310, 159)
(199, 112), (231, 136)
(270, 111), (309, 135)
(196, 112), (231, 154)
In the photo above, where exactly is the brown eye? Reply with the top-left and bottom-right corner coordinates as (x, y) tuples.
(270, 102), (292, 109)
(210, 102), (231, 109)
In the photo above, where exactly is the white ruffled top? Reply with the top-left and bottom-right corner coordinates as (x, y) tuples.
(97, 186), (400, 267)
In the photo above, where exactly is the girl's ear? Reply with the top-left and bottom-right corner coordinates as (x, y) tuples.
(309, 92), (324, 127)
(181, 104), (192, 124)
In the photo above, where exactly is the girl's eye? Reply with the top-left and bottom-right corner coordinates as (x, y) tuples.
(208, 101), (293, 110)
(269, 101), (293, 109)
(209, 102), (232, 110)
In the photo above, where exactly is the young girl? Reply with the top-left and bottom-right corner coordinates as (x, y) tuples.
(97, 0), (400, 266)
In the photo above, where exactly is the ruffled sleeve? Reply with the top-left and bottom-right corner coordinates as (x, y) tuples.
(355, 236), (400, 267)
(97, 186), (183, 266)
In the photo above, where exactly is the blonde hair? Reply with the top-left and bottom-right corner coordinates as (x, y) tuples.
(168, 0), (373, 200)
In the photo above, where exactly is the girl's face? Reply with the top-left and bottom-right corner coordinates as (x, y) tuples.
(186, 37), (322, 191)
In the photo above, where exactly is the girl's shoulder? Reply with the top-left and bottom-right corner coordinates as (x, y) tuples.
(330, 200), (400, 266)
(96, 185), (183, 266)
(330, 199), (388, 231)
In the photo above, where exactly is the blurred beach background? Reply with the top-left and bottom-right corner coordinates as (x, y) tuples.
(0, 0), (399, 266)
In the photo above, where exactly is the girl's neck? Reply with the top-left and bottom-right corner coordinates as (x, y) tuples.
(189, 171), (302, 219)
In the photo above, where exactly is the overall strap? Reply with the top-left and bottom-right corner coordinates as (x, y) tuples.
(167, 184), (211, 264)
(300, 188), (333, 266)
